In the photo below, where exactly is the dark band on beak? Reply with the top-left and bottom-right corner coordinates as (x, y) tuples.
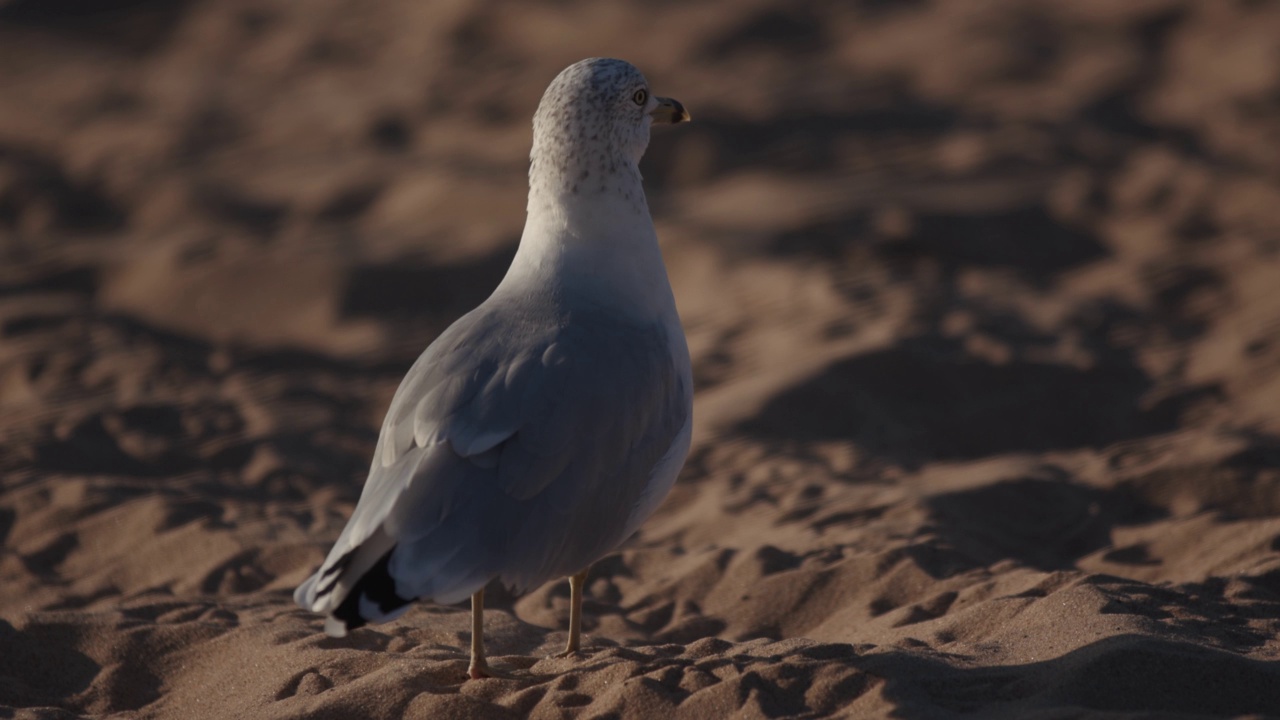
(650, 97), (691, 124)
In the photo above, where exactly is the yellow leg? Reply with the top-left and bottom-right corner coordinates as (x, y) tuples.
(467, 588), (512, 679)
(556, 568), (589, 657)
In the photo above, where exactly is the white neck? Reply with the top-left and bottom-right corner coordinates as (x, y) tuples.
(496, 163), (677, 322)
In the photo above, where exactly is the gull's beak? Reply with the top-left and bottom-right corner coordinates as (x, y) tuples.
(649, 96), (691, 125)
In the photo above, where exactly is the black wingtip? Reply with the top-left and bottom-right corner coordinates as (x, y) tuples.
(331, 548), (413, 631)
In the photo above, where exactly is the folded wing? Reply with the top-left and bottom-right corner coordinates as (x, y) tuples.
(295, 301), (689, 633)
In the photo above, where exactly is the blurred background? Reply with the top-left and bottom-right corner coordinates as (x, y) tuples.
(3, 0), (1280, 715)
(3, 0), (1279, 486)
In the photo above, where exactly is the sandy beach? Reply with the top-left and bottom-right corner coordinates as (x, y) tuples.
(3, 0), (1280, 717)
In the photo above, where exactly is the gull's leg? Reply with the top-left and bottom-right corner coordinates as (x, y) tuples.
(467, 588), (512, 679)
(556, 568), (590, 657)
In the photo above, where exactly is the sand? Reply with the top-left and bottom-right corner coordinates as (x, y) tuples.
(3, 0), (1280, 718)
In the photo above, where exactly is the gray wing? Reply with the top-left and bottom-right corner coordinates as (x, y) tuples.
(296, 300), (690, 612)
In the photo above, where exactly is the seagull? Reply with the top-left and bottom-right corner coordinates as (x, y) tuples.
(294, 57), (693, 679)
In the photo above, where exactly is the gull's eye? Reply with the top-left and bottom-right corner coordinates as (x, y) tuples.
(632, 88), (648, 106)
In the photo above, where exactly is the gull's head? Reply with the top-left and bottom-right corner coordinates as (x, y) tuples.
(530, 58), (689, 193)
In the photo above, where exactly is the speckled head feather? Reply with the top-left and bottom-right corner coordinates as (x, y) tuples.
(529, 58), (654, 198)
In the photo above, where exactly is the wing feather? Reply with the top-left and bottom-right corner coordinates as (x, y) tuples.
(297, 299), (690, 613)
